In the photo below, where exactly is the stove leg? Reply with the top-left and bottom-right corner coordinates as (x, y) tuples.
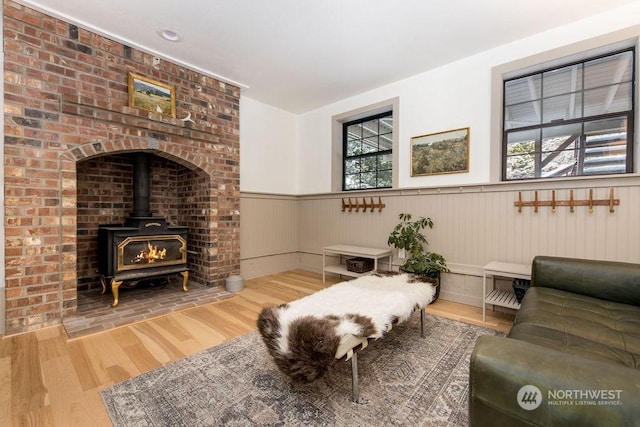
(180, 271), (189, 292)
(100, 276), (107, 294)
(111, 279), (123, 307)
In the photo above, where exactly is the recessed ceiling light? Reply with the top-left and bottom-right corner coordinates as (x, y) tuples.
(159, 29), (182, 42)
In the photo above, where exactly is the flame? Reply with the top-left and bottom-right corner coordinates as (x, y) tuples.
(132, 241), (167, 264)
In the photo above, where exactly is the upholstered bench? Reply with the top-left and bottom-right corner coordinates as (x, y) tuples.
(257, 272), (436, 402)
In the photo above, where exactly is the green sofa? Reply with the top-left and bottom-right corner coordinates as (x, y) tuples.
(469, 256), (640, 426)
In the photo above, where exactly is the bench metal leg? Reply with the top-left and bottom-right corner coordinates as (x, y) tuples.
(351, 352), (359, 403)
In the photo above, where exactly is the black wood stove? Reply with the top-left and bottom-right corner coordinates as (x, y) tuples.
(97, 153), (189, 307)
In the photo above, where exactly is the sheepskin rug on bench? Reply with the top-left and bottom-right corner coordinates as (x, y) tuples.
(257, 272), (436, 383)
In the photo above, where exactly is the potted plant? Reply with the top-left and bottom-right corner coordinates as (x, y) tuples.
(387, 213), (449, 301)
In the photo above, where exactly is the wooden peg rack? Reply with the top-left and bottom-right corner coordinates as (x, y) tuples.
(341, 196), (386, 213)
(515, 188), (619, 213)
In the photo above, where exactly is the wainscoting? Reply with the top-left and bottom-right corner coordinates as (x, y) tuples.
(240, 176), (640, 306)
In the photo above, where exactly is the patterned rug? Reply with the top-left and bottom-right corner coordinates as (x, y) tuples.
(101, 313), (503, 426)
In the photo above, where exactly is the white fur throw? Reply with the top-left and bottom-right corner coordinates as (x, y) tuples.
(257, 272), (436, 383)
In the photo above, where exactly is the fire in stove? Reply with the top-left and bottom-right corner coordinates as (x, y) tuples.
(132, 241), (168, 264)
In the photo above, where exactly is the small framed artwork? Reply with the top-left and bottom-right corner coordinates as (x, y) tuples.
(410, 127), (470, 176)
(128, 72), (176, 118)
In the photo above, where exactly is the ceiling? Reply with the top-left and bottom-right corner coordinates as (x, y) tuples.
(18, 0), (640, 114)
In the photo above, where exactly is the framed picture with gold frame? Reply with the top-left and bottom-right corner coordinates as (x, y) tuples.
(410, 127), (469, 176)
(127, 72), (176, 118)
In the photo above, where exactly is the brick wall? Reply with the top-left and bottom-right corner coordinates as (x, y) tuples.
(3, 1), (241, 335)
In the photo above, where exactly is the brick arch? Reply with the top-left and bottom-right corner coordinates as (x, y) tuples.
(60, 139), (230, 319)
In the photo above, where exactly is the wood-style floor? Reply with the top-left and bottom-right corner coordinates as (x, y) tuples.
(0, 270), (514, 426)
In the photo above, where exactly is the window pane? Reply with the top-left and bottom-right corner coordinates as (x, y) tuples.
(379, 117), (393, 136)
(542, 93), (582, 123)
(541, 124), (581, 177)
(377, 153), (392, 170)
(346, 140), (361, 156)
(377, 169), (391, 187)
(345, 158), (360, 174)
(347, 123), (361, 141)
(505, 75), (541, 106)
(583, 118), (628, 175)
(361, 119), (379, 137)
(361, 156), (377, 172)
(362, 136), (378, 153)
(344, 174), (359, 190)
(360, 172), (376, 188)
(543, 64), (582, 97)
(506, 154), (536, 180)
(505, 101), (540, 129)
(506, 130), (537, 155)
(584, 82), (632, 116)
(584, 51), (633, 90)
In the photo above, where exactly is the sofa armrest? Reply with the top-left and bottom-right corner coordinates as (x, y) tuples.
(531, 256), (640, 306)
(469, 335), (640, 427)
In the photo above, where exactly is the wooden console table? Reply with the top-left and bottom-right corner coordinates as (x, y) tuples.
(322, 245), (392, 282)
(482, 261), (531, 321)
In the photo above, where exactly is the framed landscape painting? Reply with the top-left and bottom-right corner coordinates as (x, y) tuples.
(410, 127), (469, 176)
(128, 72), (176, 118)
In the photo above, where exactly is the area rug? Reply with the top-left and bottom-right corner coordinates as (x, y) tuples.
(101, 313), (504, 426)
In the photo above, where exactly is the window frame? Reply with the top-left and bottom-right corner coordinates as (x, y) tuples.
(331, 97), (399, 192)
(341, 111), (393, 191)
(501, 47), (635, 181)
(489, 29), (640, 184)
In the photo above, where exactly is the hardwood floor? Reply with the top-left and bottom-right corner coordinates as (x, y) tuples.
(0, 270), (514, 426)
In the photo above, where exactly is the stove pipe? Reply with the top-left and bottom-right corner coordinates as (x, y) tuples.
(131, 153), (152, 218)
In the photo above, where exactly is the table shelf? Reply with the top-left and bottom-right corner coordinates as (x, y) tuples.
(482, 261), (531, 321)
(484, 289), (521, 310)
(322, 244), (393, 282)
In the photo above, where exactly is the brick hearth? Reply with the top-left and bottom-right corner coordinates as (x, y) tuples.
(3, 1), (240, 335)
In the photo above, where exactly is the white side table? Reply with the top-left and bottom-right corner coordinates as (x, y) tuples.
(482, 261), (531, 321)
(322, 245), (393, 282)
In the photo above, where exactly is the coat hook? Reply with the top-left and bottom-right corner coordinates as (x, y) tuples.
(341, 198), (347, 212)
(609, 188), (615, 213)
(534, 190), (539, 213)
(370, 197), (375, 212)
(588, 189), (594, 213)
(551, 190), (556, 213)
(378, 196), (384, 212)
(569, 190), (574, 213)
(517, 191), (523, 213)
(348, 198), (354, 212)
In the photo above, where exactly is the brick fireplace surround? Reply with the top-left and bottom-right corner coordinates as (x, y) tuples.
(3, 1), (241, 335)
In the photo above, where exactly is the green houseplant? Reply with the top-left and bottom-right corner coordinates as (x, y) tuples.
(387, 213), (449, 301)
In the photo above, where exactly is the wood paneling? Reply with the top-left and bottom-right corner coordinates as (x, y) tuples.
(247, 183), (640, 268)
(241, 180), (640, 303)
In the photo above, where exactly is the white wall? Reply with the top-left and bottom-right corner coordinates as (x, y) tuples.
(290, 2), (640, 194)
(239, 97), (298, 194)
(239, 3), (640, 196)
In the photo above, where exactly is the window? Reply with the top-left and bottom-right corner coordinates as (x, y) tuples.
(503, 48), (635, 181)
(342, 111), (393, 190)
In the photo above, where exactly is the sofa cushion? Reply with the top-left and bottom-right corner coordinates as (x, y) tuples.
(509, 287), (640, 367)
